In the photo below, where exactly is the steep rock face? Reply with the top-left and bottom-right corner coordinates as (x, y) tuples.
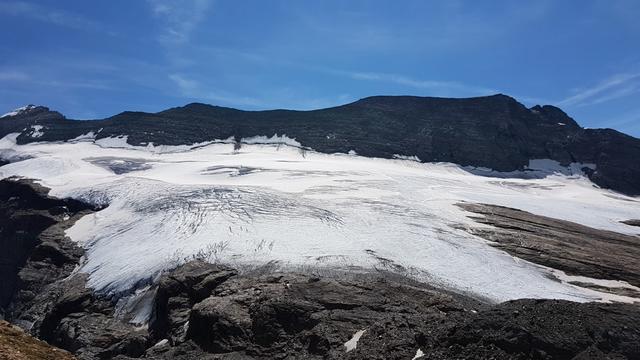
(567, 128), (640, 196)
(0, 179), (94, 313)
(0, 179), (148, 359)
(1, 95), (639, 195)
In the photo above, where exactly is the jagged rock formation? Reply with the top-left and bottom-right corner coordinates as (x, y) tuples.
(1, 94), (640, 195)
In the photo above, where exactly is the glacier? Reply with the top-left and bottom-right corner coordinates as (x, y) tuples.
(1, 132), (639, 304)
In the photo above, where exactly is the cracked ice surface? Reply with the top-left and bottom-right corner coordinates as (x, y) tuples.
(1, 133), (639, 302)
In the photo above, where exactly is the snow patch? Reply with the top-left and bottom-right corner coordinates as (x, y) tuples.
(70, 131), (98, 141)
(30, 125), (44, 138)
(153, 339), (169, 347)
(344, 329), (366, 352)
(240, 134), (302, 148)
(393, 154), (421, 162)
(412, 348), (425, 360)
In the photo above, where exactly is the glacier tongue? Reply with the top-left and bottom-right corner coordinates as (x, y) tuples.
(1, 134), (639, 303)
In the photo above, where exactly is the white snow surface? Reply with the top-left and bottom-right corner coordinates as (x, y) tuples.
(344, 330), (366, 352)
(1, 133), (639, 304)
(241, 134), (302, 148)
(393, 154), (421, 162)
(412, 349), (425, 360)
(29, 125), (44, 138)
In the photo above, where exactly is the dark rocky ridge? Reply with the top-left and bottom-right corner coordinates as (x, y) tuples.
(2, 94), (640, 195)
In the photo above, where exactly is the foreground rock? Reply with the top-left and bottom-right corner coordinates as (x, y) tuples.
(8, 257), (640, 359)
(0, 320), (75, 360)
(124, 262), (640, 360)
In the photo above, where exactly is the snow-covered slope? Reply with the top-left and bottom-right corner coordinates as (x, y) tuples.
(1, 133), (639, 304)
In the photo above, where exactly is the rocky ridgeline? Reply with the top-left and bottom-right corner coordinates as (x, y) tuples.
(1, 179), (639, 359)
(2, 94), (640, 196)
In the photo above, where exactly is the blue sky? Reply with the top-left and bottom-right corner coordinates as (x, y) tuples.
(1, 0), (639, 137)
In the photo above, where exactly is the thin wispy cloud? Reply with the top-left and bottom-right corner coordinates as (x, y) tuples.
(557, 72), (640, 107)
(329, 69), (498, 97)
(147, 0), (212, 44)
(0, 1), (107, 32)
(600, 108), (640, 137)
(0, 70), (30, 81)
(169, 73), (286, 108)
(0, 65), (113, 91)
(168, 73), (351, 110)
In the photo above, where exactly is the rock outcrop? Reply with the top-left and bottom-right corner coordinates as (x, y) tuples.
(458, 202), (640, 299)
(0, 179), (95, 314)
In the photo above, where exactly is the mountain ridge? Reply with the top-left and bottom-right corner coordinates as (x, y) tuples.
(1, 94), (639, 196)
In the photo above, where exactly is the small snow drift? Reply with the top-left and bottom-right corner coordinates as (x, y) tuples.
(344, 330), (365, 352)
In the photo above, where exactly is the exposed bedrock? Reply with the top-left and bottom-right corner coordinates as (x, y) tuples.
(622, 219), (640, 227)
(0, 178), (96, 313)
(458, 202), (640, 298)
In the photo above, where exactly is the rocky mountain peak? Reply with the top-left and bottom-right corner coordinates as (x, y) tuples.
(529, 104), (580, 128)
(0, 105), (63, 121)
(1, 105), (39, 118)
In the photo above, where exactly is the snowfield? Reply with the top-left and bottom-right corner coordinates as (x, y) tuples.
(1, 133), (639, 306)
